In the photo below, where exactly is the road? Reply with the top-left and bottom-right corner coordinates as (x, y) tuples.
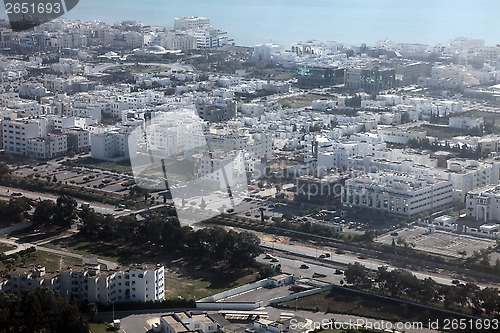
(260, 240), (499, 289)
(0, 185), (122, 216)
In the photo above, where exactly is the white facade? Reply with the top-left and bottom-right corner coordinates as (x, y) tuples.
(27, 134), (67, 159)
(2, 119), (46, 155)
(378, 126), (426, 144)
(342, 173), (454, 217)
(0, 265), (165, 305)
(91, 131), (130, 161)
(174, 17), (211, 30)
(466, 185), (500, 222)
(449, 117), (484, 129)
(194, 150), (246, 190)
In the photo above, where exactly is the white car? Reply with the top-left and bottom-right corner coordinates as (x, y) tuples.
(152, 322), (161, 332)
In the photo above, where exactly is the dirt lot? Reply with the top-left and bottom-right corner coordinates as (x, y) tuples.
(376, 226), (497, 262)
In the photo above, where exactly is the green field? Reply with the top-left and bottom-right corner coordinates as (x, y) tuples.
(88, 322), (112, 333)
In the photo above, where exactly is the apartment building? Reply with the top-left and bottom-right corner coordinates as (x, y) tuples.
(0, 264), (165, 305)
(1, 118), (47, 155)
(449, 116), (484, 129)
(195, 98), (236, 122)
(27, 134), (67, 159)
(342, 173), (454, 218)
(65, 128), (91, 153)
(91, 131), (130, 162)
(193, 150), (246, 190)
(207, 131), (273, 160)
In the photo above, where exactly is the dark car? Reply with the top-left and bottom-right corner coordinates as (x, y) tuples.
(300, 264), (309, 269)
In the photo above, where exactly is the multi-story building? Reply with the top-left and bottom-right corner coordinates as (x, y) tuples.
(342, 173), (454, 218)
(294, 174), (346, 206)
(195, 98), (235, 122)
(174, 17), (211, 31)
(193, 150), (246, 190)
(377, 126), (426, 144)
(448, 116), (484, 129)
(27, 133), (67, 159)
(297, 66), (345, 88)
(0, 264), (165, 305)
(65, 128), (91, 153)
(91, 131), (129, 162)
(345, 67), (396, 92)
(466, 185), (500, 222)
(1, 118), (47, 155)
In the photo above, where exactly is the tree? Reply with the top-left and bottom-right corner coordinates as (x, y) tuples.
(53, 196), (77, 228)
(344, 262), (368, 286)
(32, 200), (56, 227)
(0, 162), (10, 177)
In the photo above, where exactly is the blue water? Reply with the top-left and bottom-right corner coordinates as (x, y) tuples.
(21, 0), (500, 46)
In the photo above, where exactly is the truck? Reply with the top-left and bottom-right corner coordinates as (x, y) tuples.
(112, 319), (121, 330)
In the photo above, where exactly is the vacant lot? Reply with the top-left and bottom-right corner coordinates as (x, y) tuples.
(278, 93), (327, 108)
(0, 251), (82, 276)
(376, 226), (496, 260)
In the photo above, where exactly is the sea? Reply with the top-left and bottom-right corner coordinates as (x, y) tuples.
(10, 0), (500, 47)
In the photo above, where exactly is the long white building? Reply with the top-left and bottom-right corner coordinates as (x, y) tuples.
(341, 173), (454, 218)
(0, 264), (165, 305)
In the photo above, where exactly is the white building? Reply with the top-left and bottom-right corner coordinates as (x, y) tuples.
(342, 173), (454, 218)
(466, 185), (500, 222)
(91, 131), (130, 162)
(174, 17), (211, 31)
(193, 150), (246, 190)
(0, 264), (165, 305)
(449, 117), (484, 129)
(160, 311), (218, 333)
(377, 126), (426, 144)
(2, 118), (47, 155)
(27, 134), (67, 159)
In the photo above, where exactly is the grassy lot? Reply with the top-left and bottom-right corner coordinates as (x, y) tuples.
(47, 236), (139, 265)
(88, 322), (113, 333)
(0, 251), (82, 276)
(279, 290), (454, 324)
(278, 93), (327, 108)
(0, 243), (15, 253)
(164, 266), (260, 300)
(108, 64), (170, 74)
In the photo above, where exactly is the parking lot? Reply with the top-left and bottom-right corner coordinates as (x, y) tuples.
(11, 162), (136, 196)
(376, 226), (497, 259)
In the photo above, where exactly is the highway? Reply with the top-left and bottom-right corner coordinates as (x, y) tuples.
(260, 240), (500, 289)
